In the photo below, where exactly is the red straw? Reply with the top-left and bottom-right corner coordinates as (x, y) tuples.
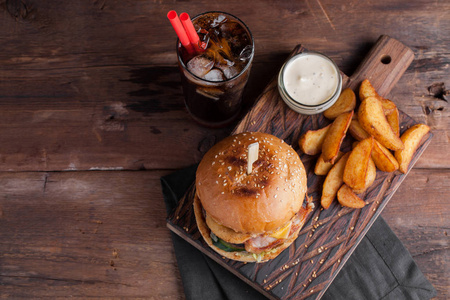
(167, 10), (195, 55)
(180, 12), (204, 52)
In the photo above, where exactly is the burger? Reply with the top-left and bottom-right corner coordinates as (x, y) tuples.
(194, 131), (313, 263)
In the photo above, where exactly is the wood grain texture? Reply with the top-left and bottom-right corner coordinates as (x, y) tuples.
(167, 37), (435, 300)
(0, 170), (183, 298)
(0, 169), (446, 299)
(382, 168), (450, 298)
(0, 0), (448, 172)
(0, 0), (448, 298)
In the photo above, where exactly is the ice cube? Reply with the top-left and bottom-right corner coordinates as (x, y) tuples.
(211, 14), (227, 28)
(224, 59), (235, 67)
(196, 87), (224, 100)
(187, 55), (214, 78)
(221, 66), (239, 79)
(203, 69), (225, 81)
(219, 21), (246, 50)
(239, 45), (253, 63)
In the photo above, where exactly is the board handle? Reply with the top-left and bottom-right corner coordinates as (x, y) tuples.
(345, 35), (415, 97)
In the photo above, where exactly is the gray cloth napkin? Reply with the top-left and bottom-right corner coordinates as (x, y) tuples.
(161, 164), (436, 300)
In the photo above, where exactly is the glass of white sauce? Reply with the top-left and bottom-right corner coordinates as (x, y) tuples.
(278, 51), (342, 115)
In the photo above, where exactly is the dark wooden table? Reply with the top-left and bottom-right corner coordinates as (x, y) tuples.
(0, 0), (448, 298)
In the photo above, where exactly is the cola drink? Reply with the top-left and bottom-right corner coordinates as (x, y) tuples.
(177, 12), (254, 127)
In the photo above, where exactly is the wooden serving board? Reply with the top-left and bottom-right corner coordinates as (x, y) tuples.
(167, 35), (433, 300)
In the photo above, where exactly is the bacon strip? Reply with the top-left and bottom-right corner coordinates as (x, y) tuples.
(245, 206), (311, 254)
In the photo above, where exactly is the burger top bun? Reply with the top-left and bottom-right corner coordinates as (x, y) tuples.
(195, 132), (307, 235)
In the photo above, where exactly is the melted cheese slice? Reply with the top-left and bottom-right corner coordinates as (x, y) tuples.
(269, 221), (292, 239)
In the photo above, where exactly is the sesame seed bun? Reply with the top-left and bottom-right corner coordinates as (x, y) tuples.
(194, 132), (309, 262)
(196, 132), (307, 234)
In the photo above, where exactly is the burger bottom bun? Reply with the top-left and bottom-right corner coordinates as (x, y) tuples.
(194, 195), (303, 263)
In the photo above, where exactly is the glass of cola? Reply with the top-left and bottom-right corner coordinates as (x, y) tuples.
(177, 12), (254, 127)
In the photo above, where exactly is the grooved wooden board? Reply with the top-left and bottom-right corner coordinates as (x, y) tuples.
(167, 35), (433, 300)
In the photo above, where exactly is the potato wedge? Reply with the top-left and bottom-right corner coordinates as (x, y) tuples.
(395, 124), (430, 173)
(359, 79), (378, 101)
(386, 107), (400, 137)
(372, 140), (399, 172)
(337, 184), (366, 208)
(322, 111), (353, 163)
(324, 88), (356, 119)
(349, 119), (370, 141)
(343, 137), (374, 190)
(359, 79), (396, 114)
(321, 152), (350, 209)
(315, 151), (344, 176)
(348, 117), (399, 172)
(352, 157), (376, 194)
(298, 124), (331, 155)
(379, 98), (397, 115)
(358, 96), (404, 151)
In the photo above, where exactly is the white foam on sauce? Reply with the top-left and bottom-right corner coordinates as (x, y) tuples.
(283, 54), (338, 106)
